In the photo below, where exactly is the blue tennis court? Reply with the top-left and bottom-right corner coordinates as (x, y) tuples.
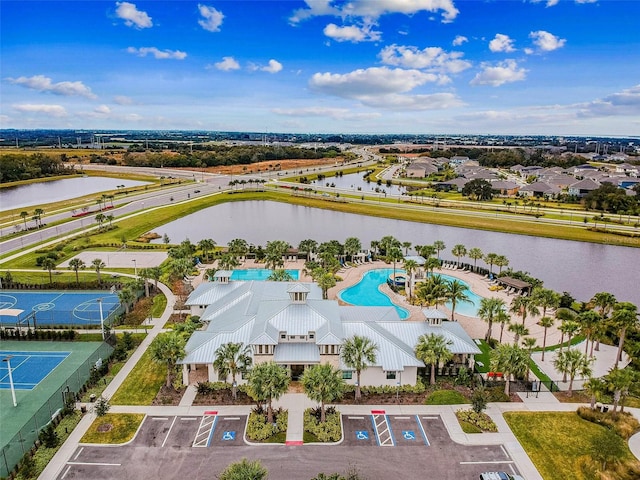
(0, 350), (70, 390)
(0, 291), (120, 326)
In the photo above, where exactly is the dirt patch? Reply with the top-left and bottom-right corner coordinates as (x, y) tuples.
(193, 390), (255, 406)
(97, 423), (113, 433)
(152, 385), (186, 406)
(178, 158), (343, 176)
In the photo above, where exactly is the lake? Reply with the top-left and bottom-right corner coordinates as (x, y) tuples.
(1, 177), (151, 211)
(149, 200), (640, 305)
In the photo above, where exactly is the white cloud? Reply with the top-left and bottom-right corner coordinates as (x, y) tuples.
(272, 106), (381, 121)
(359, 92), (464, 110)
(452, 35), (468, 46)
(379, 44), (471, 74)
(575, 0), (597, 3)
(93, 105), (111, 115)
(212, 56), (240, 71)
(198, 4), (224, 32)
(115, 2), (152, 29)
(489, 34), (516, 53)
(113, 95), (134, 105)
(290, 0), (459, 25)
(127, 47), (187, 60)
(470, 59), (527, 86)
(261, 59), (283, 73)
(529, 30), (566, 52)
(531, 0), (596, 6)
(323, 23), (381, 43)
(7, 75), (97, 99)
(13, 104), (67, 117)
(309, 67), (439, 98)
(578, 84), (640, 117)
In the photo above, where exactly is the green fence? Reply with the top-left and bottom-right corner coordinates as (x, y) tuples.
(0, 341), (113, 478)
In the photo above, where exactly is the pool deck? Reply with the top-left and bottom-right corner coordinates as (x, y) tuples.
(191, 259), (564, 352)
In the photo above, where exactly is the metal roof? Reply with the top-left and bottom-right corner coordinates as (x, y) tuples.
(273, 343), (320, 363)
(422, 308), (448, 320)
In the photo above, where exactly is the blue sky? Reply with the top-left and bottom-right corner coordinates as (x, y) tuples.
(1, 0), (639, 135)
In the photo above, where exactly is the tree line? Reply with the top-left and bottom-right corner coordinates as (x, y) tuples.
(0, 152), (77, 183)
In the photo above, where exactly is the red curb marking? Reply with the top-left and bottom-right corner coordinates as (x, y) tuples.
(371, 410), (386, 414)
(286, 441), (303, 446)
(204, 411), (218, 415)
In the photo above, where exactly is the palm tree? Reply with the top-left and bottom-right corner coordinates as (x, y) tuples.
(532, 288), (560, 319)
(553, 349), (593, 397)
(468, 247), (483, 272)
(611, 302), (638, 368)
(583, 377), (606, 409)
(42, 257), (56, 284)
(34, 208), (44, 227)
(341, 335), (378, 401)
(414, 333), (453, 385)
(555, 307), (578, 355)
(521, 337), (537, 381)
(117, 286), (135, 314)
(247, 361), (289, 424)
(68, 258), (85, 284)
(478, 297), (507, 342)
(605, 367), (638, 414)
(416, 275), (447, 307)
(91, 258), (106, 284)
(315, 270), (337, 300)
(213, 342), (252, 400)
(264, 240), (290, 270)
(451, 244), (467, 267)
(387, 245), (404, 285)
(510, 295), (540, 326)
(20, 211), (29, 230)
(425, 257), (440, 275)
(578, 310), (601, 357)
(445, 279), (471, 321)
(149, 331), (186, 389)
(147, 266), (162, 291)
(591, 291), (617, 351)
(494, 255), (509, 274)
(403, 259), (418, 300)
(267, 269), (294, 282)
(538, 316), (554, 362)
(217, 253), (240, 271)
(227, 238), (248, 260)
(496, 310), (510, 343)
(402, 241), (412, 255)
(344, 237), (362, 262)
(95, 213), (105, 229)
(433, 240), (446, 260)
(508, 323), (529, 345)
(197, 238), (216, 262)
(490, 343), (529, 395)
(484, 253), (498, 275)
(301, 364), (345, 423)
(298, 239), (318, 261)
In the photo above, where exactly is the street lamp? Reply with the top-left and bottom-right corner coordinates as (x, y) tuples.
(2, 356), (17, 407)
(132, 259), (137, 277)
(97, 298), (105, 341)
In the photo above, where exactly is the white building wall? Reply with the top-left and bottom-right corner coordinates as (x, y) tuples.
(344, 366), (418, 387)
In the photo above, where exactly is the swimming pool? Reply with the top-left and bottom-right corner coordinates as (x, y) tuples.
(338, 269), (409, 319)
(230, 269), (300, 281)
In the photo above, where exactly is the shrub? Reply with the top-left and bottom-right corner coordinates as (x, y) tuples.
(576, 406), (640, 440)
(246, 408), (287, 441)
(471, 386), (489, 413)
(304, 408), (341, 442)
(39, 424), (59, 449)
(455, 409), (498, 432)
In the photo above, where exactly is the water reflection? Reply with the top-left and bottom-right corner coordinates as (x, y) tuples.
(149, 200), (639, 305)
(308, 172), (406, 196)
(1, 177), (151, 211)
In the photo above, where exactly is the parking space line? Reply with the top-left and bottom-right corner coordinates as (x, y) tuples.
(415, 415), (430, 446)
(73, 447), (83, 461)
(61, 466), (71, 479)
(222, 417), (241, 421)
(500, 445), (509, 458)
(180, 417), (198, 421)
(193, 414), (217, 447)
(370, 411), (394, 447)
(151, 417), (169, 421)
(161, 416), (177, 448)
(394, 416), (410, 420)
(67, 462), (121, 466)
(348, 416), (365, 419)
(422, 416), (439, 419)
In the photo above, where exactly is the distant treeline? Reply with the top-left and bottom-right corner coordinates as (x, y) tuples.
(115, 144), (342, 168)
(380, 147), (588, 169)
(0, 153), (76, 183)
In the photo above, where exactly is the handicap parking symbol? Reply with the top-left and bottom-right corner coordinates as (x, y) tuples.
(355, 430), (369, 440)
(222, 431), (236, 441)
(402, 430), (416, 441)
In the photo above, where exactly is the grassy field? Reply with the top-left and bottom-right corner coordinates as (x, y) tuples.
(81, 413), (145, 444)
(425, 390), (470, 405)
(110, 348), (165, 405)
(504, 411), (639, 480)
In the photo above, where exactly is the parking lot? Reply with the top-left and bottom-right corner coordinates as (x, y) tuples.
(57, 413), (522, 480)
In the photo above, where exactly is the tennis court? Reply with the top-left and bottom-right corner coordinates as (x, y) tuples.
(0, 350), (70, 390)
(0, 291), (120, 326)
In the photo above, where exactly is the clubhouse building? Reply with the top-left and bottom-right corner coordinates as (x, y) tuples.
(180, 271), (480, 387)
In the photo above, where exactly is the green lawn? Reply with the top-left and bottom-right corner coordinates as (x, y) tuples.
(425, 390), (470, 405)
(110, 348), (165, 405)
(81, 414), (145, 444)
(474, 339), (491, 373)
(504, 411), (638, 480)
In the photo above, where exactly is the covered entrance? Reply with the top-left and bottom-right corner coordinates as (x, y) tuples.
(273, 343), (320, 380)
(290, 365), (305, 381)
